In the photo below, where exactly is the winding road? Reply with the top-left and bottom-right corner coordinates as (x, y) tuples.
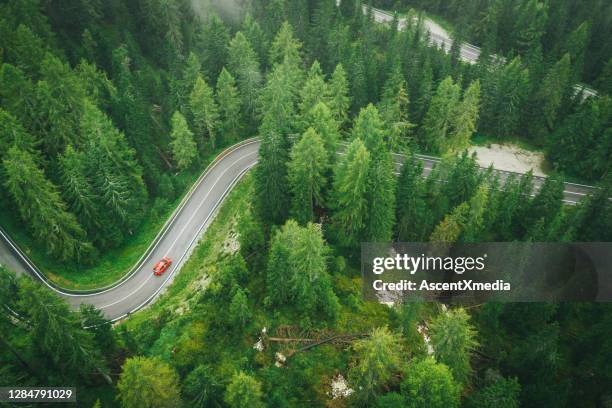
(0, 3), (603, 322)
(0, 139), (260, 321)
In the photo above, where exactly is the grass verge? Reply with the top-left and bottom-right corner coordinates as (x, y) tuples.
(0, 143), (239, 290)
(123, 173), (253, 328)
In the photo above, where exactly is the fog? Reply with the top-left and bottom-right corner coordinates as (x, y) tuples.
(190, 0), (247, 23)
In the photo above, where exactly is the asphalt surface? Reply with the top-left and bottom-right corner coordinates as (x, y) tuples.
(0, 4), (602, 321)
(0, 140), (260, 321)
(367, 5), (598, 98)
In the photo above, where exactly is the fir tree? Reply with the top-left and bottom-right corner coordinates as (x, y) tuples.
(288, 128), (329, 224)
(170, 111), (198, 170)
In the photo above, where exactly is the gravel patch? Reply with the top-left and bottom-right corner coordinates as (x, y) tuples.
(468, 144), (546, 177)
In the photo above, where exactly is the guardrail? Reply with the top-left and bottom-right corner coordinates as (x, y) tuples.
(0, 137), (260, 295)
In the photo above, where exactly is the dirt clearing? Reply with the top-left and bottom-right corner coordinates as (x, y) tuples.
(468, 144), (546, 177)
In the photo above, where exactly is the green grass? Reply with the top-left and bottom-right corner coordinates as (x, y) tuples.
(0, 143), (241, 290)
(124, 173), (253, 328)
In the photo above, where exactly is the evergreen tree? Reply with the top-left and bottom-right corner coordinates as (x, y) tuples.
(331, 139), (370, 246)
(4, 146), (93, 261)
(117, 356), (181, 408)
(349, 327), (403, 404)
(81, 102), (148, 236)
(224, 372), (265, 408)
(422, 76), (461, 153)
(430, 308), (478, 384)
(298, 60), (329, 126)
(480, 57), (529, 139)
(328, 63), (351, 128)
(216, 68), (242, 143)
(269, 21), (303, 68)
(199, 14), (230, 82)
(536, 54), (572, 133)
(229, 288), (251, 329)
(190, 75), (220, 149)
(302, 102), (340, 162)
(16, 277), (107, 381)
(254, 131), (290, 226)
(242, 14), (269, 70)
(466, 376), (521, 408)
(401, 357), (461, 408)
(183, 365), (224, 408)
(228, 32), (262, 124)
(447, 80), (481, 153)
(288, 128), (329, 224)
(379, 60), (414, 150)
(170, 111), (198, 170)
(396, 157), (432, 241)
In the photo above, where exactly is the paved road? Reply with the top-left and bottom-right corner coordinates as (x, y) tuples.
(365, 4), (598, 98)
(0, 140), (260, 321)
(0, 138), (600, 321)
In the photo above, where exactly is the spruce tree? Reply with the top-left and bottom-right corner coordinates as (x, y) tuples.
(328, 63), (351, 128)
(331, 139), (370, 246)
(302, 102), (340, 163)
(170, 111), (198, 170)
(254, 131), (290, 226)
(190, 75), (220, 149)
(379, 59), (414, 150)
(447, 80), (481, 153)
(298, 60), (329, 127)
(216, 68), (242, 143)
(4, 146), (92, 261)
(288, 128), (329, 224)
(199, 14), (230, 82)
(396, 157), (432, 241)
(228, 32), (262, 124)
(421, 76), (461, 153)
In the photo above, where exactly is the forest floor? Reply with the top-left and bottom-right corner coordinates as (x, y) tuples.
(468, 143), (547, 177)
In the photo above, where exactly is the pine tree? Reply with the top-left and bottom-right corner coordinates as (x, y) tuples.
(199, 14), (230, 82)
(537, 54), (572, 131)
(352, 104), (388, 152)
(298, 60), (329, 126)
(328, 63), (351, 128)
(331, 139), (370, 246)
(379, 59), (414, 150)
(254, 131), (290, 226)
(430, 203), (469, 243)
(302, 102), (340, 163)
(170, 111), (198, 170)
(16, 277), (108, 381)
(59, 146), (106, 246)
(190, 75), (220, 149)
(224, 372), (265, 408)
(258, 60), (300, 140)
(118, 356), (181, 408)
(401, 357), (461, 408)
(242, 14), (268, 70)
(215, 68), (242, 143)
(81, 102), (148, 233)
(4, 146), (93, 262)
(429, 308), (478, 384)
(229, 288), (251, 329)
(447, 80), (481, 153)
(349, 327), (403, 404)
(422, 76), (461, 153)
(288, 128), (329, 224)
(480, 57), (529, 139)
(396, 157), (432, 241)
(228, 32), (262, 124)
(175, 52), (202, 114)
(269, 21), (302, 68)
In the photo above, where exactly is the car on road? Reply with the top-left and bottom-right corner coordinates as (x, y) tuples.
(153, 257), (172, 276)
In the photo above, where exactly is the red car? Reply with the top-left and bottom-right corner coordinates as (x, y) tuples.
(153, 256), (172, 276)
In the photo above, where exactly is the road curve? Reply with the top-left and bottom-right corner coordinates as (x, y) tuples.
(0, 139), (260, 321)
(0, 138), (602, 321)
